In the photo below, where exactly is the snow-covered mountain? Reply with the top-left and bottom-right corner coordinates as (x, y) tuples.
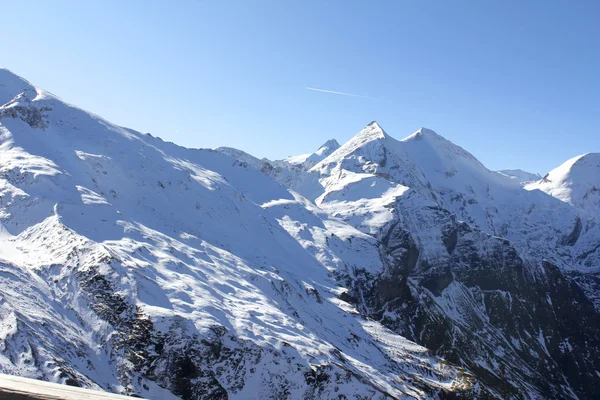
(526, 153), (600, 307)
(526, 153), (600, 213)
(283, 139), (340, 170)
(0, 69), (473, 399)
(296, 122), (600, 398)
(0, 69), (599, 399)
(496, 169), (541, 184)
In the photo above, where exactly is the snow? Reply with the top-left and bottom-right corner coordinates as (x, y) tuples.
(0, 69), (37, 105)
(497, 169), (541, 185)
(301, 122), (583, 268)
(284, 139), (340, 169)
(0, 69), (470, 399)
(2, 67), (599, 399)
(526, 153), (600, 211)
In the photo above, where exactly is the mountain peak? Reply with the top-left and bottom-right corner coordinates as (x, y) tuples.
(309, 122), (391, 171)
(283, 138), (341, 169)
(350, 121), (389, 143)
(542, 153), (600, 184)
(318, 138), (340, 150)
(0, 68), (36, 105)
(401, 127), (442, 142)
(526, 152), (600, 207)
(366, 120), (388, 135)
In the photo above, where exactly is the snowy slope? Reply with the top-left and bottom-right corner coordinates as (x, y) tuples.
(497, 169), (541, 185)
(2, 68), (600, 399)
(525, 153), (600, 305)
(525, 154), (600, 269)
(0, 69), (473, 399)
(283, 139), (340, 169)
(193, 121), (600, 398)
(526, 153), (600, 213)
(307, 122), (578, 259)
(287, 121), (600, 398)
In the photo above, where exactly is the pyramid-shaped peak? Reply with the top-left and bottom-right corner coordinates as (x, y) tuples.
(283, 138), (341, 168)
(314, 138), (340, 158)
(312, 138), (341, 159)
(309, 122), (391, 170)
(367, 120), (386, 131)
(352, 121), (389, 142)
(318, 138), (341, 151)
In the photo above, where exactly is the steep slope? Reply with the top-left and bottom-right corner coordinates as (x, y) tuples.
(3, 68), (600, 399)
(309, 123), (578, 258)
(297, 122), (600, 399)
(526, 153), (600, 214)
(526, 153), (600, 307)
(497, 169), (541, 185)
(283, 139), (340, 170)
(0, 69), (473, 399)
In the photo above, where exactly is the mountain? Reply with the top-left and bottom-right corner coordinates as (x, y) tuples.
(301, 122), (600, 398)
(0, 69), (473, 399)
(1, 68), (600, 399)
(496, 169), (541, 184)
(526, 153), (600, 213)
(283, 139), (340, 169)
(526, 153), (600, 307)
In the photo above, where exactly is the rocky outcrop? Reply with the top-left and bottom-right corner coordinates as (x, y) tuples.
(347, 215), (600, 399)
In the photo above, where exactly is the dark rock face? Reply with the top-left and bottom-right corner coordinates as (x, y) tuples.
(0, 105), (51, 129)
(0, 89), (51, 129)
(349, 217), (600, 399)
(561, 216), (583, 246)
(65, 253), (463, 399)
(74, 264), (360, 399)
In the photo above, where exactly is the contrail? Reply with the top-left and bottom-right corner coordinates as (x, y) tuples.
(305, 87), (374, 99)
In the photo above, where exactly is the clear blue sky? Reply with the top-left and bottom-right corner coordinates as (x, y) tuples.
(2, 0), (598, 174)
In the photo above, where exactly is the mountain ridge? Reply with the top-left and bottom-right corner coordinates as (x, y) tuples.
(0, 69), (475, 399)
(1, 69), (600, 399)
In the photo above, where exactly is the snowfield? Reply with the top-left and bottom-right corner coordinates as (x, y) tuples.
(0, 69), (472, 399)
(0, 68), (599, 399)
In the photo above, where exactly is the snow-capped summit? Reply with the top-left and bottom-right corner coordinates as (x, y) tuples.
(283, 138), (340, 169)
(402, 126), (440, 141)
(0, 68), (37, 105)
(316, 138), (341, 155)
(301, 121), (600, 399)
(0, 69), (478, 399)
(313, 123), (519, 201)
(310, 121), (393, 173)
(527, 152), (600, 211)
(2, 69), (600, 400)
(356, 120), (389, 139)
(307, 122), (578, 256)
(332, 120), (389, 151)
(399, 126), (506, 187)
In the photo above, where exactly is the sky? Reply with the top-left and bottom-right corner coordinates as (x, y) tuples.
(1, 0), (599, 174)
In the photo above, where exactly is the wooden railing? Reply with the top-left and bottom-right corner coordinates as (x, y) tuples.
(0, 374), (144, 399)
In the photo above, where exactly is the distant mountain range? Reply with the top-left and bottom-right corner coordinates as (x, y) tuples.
(0, 69), (599, 399)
